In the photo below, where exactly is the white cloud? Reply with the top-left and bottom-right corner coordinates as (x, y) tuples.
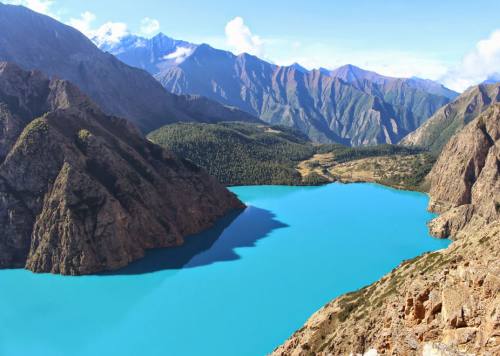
(164, 46), (194, 63)
(91, 21), (130, 48)
(67, 11), (96, 37)
(225, 17), (264, 57)
(3, 0), (57, 18)
(67, 14), (160, 50)
(68, 11), (130, 50)
(139, 17), (160, 36)
(441, 29), (500, 91)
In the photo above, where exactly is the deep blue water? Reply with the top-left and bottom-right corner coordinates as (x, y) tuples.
(0, 183), (449, 356)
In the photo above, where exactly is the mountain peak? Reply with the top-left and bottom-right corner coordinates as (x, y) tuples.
(331, 64), (390, 83)
(288, 62), (309, 73)
(483, 73), (500, 84)
(191, 43), (222, 58)
(151, 32), (169, 39)
(237, 52), (261, 60)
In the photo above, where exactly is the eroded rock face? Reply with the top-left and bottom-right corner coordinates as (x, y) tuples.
(158, 51), (451, 145)
(271, 104), (500, 356)
(427, 104), (500, 239)
(0, 62), (243, 275)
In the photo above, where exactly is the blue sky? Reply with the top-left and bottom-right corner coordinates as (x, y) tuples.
(4, 0), (500, 91)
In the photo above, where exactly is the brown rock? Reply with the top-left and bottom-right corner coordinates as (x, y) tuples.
(0, 62), (244, 275)
(427, 104), (500, 239)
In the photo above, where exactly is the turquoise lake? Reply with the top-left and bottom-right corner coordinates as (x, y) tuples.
(0, 183), (450, 356)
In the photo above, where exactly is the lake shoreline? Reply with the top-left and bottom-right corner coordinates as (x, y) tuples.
(0, 183), (449, 356)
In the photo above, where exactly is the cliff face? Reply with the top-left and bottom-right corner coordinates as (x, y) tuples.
(272, 105), (500, 355)
(0, 62), (243, 275)
(426, 104), (500, 239)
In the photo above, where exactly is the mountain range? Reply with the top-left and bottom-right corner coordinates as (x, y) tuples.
(100, 33), (458, 145)
(0, 4), (460, 147)
(0, 3), (259, 133)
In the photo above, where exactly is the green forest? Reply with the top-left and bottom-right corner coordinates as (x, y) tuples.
(148, 122), (429, 186)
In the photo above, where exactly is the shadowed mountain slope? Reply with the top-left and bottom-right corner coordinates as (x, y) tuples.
(102, 34), (456, 145)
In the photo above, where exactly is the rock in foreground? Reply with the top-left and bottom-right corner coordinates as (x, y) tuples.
(272, 223), (499, 356)
(0, 62), (243, 275)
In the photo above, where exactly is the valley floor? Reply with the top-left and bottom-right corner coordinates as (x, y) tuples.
(297, 153), (434, 191)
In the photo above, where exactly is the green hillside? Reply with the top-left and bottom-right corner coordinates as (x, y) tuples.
(148, 122), (427, 187)
(148, 122), (315, 185)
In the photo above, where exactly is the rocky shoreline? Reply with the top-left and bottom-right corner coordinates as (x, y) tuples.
(272, 105), (500, 355)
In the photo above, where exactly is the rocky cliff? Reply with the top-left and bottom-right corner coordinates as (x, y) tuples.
(272, 105), (500, 355)
(426, 104), (500, 239)
(0, 62), (243, 275)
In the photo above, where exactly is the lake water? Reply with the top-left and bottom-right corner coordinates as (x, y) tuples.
(0, 183), (449, 356)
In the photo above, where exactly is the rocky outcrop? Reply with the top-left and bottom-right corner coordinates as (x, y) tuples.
(271, 103), (500, 355)
(426, 104), (500, 238)
(0, 62), (243, 275)
(400, 83), (500, 153)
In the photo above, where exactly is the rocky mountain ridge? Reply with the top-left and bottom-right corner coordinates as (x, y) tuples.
(401, 82), (500, 153)
(100, 34), (456, 146)
(97, 32), (198, 74)
(0, 62), (243, 275)
(426, 104), (500, 239)
(159, 49), (452, 145)
(330, 64), (458, 100)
